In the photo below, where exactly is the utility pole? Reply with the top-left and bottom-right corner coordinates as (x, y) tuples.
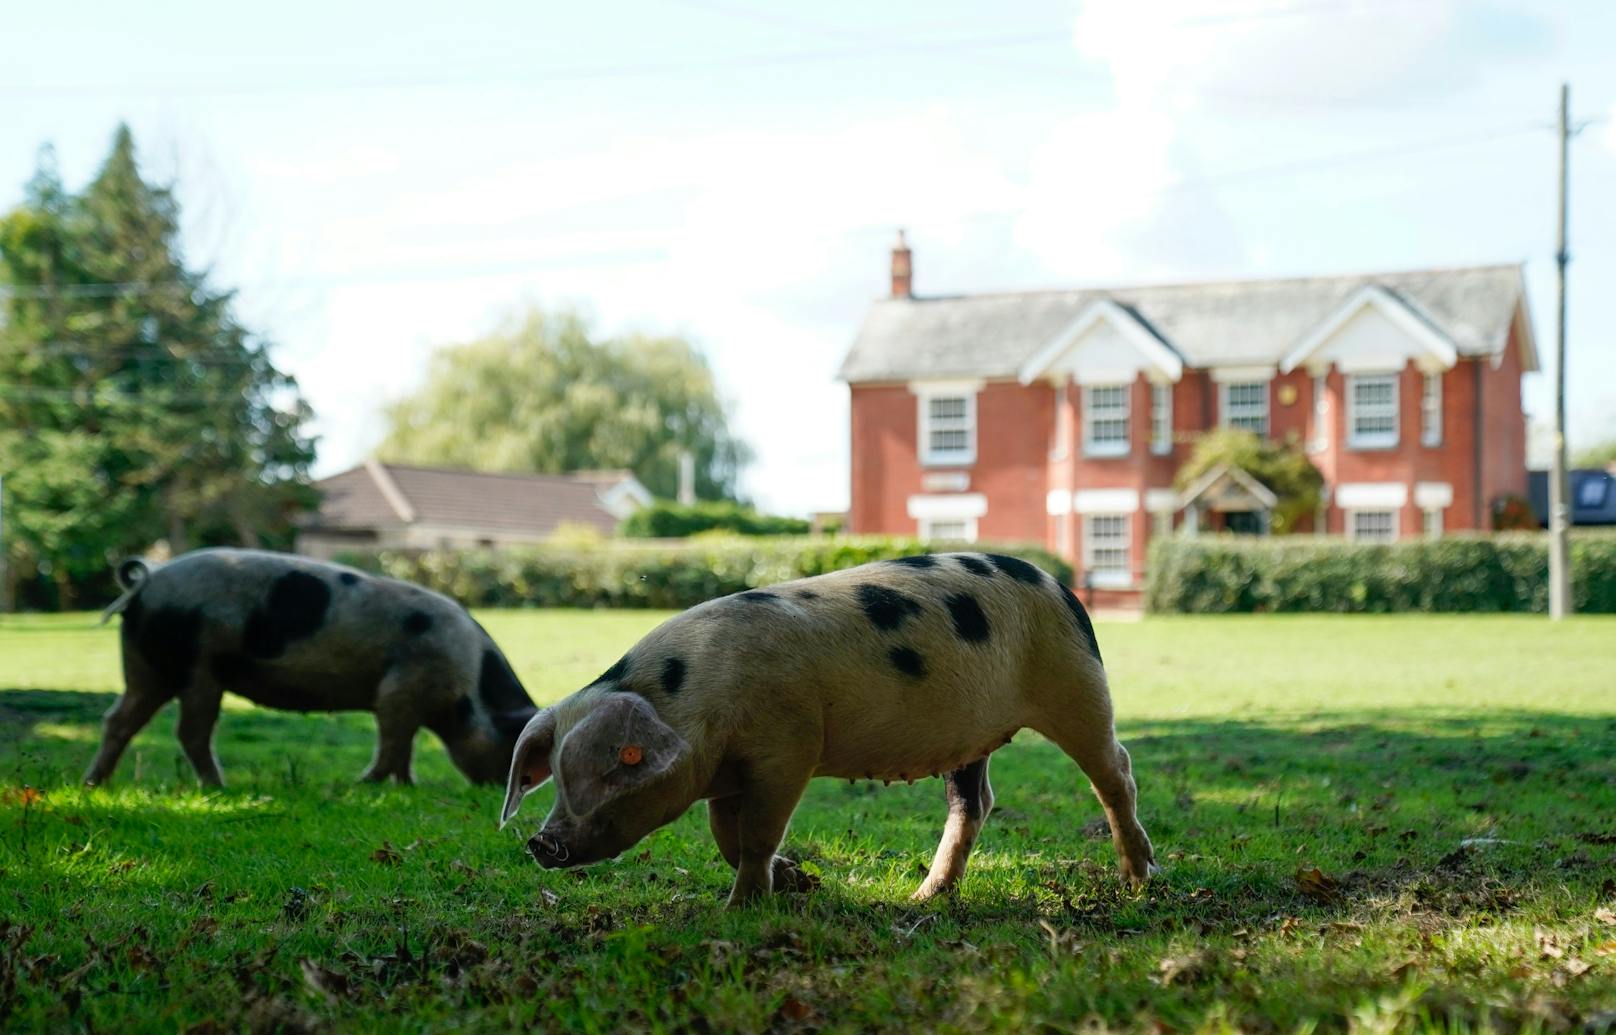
(1548, 82), (1573, 620)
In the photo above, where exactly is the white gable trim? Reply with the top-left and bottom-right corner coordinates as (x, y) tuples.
(597, 476), (654, 519)
(1209, 365), (1276, 384)
(1018, 299), (1184, 386)
(1280, 285), (1460, 375)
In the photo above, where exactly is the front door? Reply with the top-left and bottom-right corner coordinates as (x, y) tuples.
(1225, 511), (1264, 536)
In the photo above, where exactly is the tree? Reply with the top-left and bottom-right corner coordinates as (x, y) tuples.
(1173, 428), (1324, 534)
(0, 127), (316, 606)
(377, 307), (751, 500)
(1572, 438), (1616, 470)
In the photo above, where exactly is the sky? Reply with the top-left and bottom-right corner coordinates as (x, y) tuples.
(5, 0), (1615, 515)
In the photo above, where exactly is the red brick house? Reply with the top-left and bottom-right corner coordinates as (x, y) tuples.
(839, 234), (1537, 599)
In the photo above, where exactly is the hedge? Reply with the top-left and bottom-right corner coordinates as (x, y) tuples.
(618, 500), (812, 538)
(1144, 532), (1616, 613)
(337, 536), (1072, 610)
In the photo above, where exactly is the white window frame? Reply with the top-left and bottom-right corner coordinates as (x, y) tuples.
(918, 517), (976, 543)
(1309, 374), (1329, 453)
(1083, 384), (1130, 458)
(916, 389), (977, 467)
(1422, 507), (1443, 539)
(1219, 381), (1269, 437)
(1421, 372), (1442, 447)
(1347, 373), (1400, 450)
(1150, 382), (1172, 455)
(1083, 513), (1132, 588)
(1348, 509), (1399, 543)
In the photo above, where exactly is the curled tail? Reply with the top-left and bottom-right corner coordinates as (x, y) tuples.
(99, 558), (151, 625)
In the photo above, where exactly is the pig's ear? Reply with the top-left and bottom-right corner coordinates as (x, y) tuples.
(557, 695), (688, 816)
(499, 709), (557, 829)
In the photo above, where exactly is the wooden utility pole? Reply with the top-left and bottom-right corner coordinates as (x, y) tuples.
(1548, 82), (1573, 620)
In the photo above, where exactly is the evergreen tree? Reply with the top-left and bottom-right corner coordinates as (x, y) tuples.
(0, 126), (316, 607)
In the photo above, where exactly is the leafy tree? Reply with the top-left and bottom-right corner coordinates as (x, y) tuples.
(378, 307), (750, 500)
(1173, 428), (1324, 534)
(0, 127), (316, 606)
(1573, 438), (1616, 470)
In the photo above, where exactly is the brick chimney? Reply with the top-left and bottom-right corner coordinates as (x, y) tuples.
(890, 228), (913, 299)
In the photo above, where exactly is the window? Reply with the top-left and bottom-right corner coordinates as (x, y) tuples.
(1422, 508), (1443, 539)
(1150, 382), (1172, 455)
(1421, 372), (1442, 447)
(1350, 510), (1398, 542)
(1348, 374), (1399, 449)
(1576, 474), (1610, 510)
(918, 391), (975, 466)
(1220, 381), (1269, 437)
(918, 518), (973, 542)
(1084, 514), (1131, 585)
(1309, 374), (1328, 453)
(1084, 384), (1130, 457)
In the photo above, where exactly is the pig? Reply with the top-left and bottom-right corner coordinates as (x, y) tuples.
(87, 548), (537, 788)
(498, 552), (1157, 908)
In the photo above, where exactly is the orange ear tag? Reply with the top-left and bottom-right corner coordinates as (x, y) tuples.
(619, 745), (643, 766)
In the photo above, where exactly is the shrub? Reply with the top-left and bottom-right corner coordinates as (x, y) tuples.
(1174, 428), (1324, 534)
(338, 536), (1073, 610)
(618, 500), (812, 538)
(1144, 532), (1616, 613)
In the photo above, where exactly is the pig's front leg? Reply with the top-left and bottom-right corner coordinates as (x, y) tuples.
(709, 795), (818, 896)
(724, 765), (814, 909)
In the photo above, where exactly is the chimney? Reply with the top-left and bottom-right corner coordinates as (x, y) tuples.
(890, 228), (913, 299)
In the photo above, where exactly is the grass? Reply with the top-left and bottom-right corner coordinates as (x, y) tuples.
(2, 610), (1614, 1033)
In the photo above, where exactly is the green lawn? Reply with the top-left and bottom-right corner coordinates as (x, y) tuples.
(2, 611), (1614, 1033)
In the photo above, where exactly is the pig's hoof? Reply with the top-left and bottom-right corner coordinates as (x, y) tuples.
(909, 881), (955, 903)
(771, 857), (821, 894)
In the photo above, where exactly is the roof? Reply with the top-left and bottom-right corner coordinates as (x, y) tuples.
(838, 264), (1531, 384)
(305, 461), (650, 538)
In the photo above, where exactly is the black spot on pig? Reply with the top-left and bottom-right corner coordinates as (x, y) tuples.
(1059, 583), (1103, 664)
(243, 571), (331, 658)
(137, 606), (203, 687)
(888, 645), (927, 679)
(479, 648), (533, 714)
(662, 656), (687, 695)
(945, 593), (991, 643)
(887, 554), (937, 569)
(795, 589), (820, 600)
(339, 572), (360, 586)
(591, 655), (630, 688)
(857, 584), (923, 631)
(402, 611), (433, 636)
(986, 553), (1044, 585)
(736, 591), (779, 603)
(956, 555), (994, 578)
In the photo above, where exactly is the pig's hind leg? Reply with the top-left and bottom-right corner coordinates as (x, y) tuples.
(85, 652), (175, 786)
(911, 755), (995, 902)
(1030, 679), (1157, 885)
(176, 673), (227, 787)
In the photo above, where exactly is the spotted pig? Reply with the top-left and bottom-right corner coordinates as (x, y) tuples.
(87, 548), (537, 787)
(499, 552), (1157, 908)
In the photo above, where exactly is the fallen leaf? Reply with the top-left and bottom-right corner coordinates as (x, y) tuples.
(540, 888), (559, 907)
(1295, 866), (1341, 903)
(370, 842), (402, 866)
(1562, 958), (1591, 978)
(1595, 907), (1616, 926)
(775, 995), (814, 1023)
(1537, 930), (1564, 959)
(1593, 940), (1616, 958)
(1157, 951), (1210, 985)
(450, 859), (479, 878)
(299, 958), (351, 1001)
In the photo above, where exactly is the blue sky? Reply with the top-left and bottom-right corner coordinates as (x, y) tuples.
(6, 0), (1614, 514)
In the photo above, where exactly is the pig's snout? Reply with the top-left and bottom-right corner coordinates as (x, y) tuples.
(527, 832), (571, 867)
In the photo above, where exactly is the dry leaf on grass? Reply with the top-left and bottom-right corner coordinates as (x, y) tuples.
(299, 958), (352, 1001)
(1157, 951), (1210, 986)
(1595, 907), (1616, 926)
(370, 842), (403, 866)
(776, 996), (814, 1022)
(1295, 866), (1341, 902)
